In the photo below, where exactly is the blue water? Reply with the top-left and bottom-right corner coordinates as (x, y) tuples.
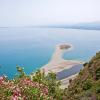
(0, 28), (100, 78)
(57, 64), (83, 80)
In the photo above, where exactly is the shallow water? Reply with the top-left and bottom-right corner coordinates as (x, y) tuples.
(57, 64), (83, 80)
(0, 27), (100, 78)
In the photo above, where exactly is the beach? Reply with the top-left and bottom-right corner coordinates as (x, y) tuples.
(41, 43), (83, 74)
(41, 43), (83, 88)
(60, 73), (78, 89)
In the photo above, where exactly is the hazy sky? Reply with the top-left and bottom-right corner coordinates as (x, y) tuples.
(0, 0), (100, 26)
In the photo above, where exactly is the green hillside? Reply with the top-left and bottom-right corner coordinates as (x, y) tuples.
(63, 52), (100, 100)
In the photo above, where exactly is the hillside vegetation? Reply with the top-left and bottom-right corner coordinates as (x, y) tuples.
(63, 52), (100, 100)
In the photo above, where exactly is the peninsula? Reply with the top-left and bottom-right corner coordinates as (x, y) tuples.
(41, 43), (82, 74)
(41, 43), (83, 88)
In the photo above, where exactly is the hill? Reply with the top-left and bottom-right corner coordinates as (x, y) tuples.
(69, 22), (100, 30)
(63, 52), (100, 100)
(42, 22), (100, 30)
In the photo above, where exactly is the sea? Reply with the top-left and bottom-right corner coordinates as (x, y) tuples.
(0, 27), (100, 79)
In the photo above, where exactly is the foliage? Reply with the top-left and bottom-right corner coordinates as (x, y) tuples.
(63, 51), (100, 100)
(96, 67), (100, 80)
(82, 80), (92, 90)
(0, 67), (62, 100)
(32, 70), (63, 99)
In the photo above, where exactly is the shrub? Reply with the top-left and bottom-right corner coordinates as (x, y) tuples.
(96, 67), (100, 80)
(83, 80), (92, 90)
(0, 67), (63, 100)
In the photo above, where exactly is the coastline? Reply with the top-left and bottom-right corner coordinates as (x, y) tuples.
(60, 73), (78, 89)
(41, 43), (83, 74)
(41, 43), (83, 89)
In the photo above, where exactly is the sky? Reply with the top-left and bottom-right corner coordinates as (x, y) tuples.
(0, 0), (100, 26)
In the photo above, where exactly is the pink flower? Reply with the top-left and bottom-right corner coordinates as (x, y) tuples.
(13, 88), (21, 97)
(0, 76), (4, 80)
(12, 96), (18, 100)
(0, 76), (4, 84)
(42, 87), (48, 95)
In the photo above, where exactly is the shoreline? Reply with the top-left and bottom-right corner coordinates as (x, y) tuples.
(60, 73), (78, 89)
(41, 43), (84, 89)
(41, 43), (83, 74)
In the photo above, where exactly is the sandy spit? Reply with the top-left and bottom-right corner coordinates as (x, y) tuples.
(41, 43), (83, 74)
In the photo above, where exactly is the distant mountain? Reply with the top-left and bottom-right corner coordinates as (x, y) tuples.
(44, 22), (100, 30)
(0, 22), (100, 30)
(69, 22), (100, 30)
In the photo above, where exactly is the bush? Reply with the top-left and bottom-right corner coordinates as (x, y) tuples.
(0, 67), (63, 100)
(96, 68), (100, 80)
(83, 80), (92, 90)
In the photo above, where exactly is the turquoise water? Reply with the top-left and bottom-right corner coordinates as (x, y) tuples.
(0, 28), (100, 78)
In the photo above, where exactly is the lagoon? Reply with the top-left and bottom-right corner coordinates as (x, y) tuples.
(0, 28), (100, 78)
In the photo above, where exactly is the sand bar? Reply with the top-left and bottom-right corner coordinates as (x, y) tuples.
(41, 43), (83, 74)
